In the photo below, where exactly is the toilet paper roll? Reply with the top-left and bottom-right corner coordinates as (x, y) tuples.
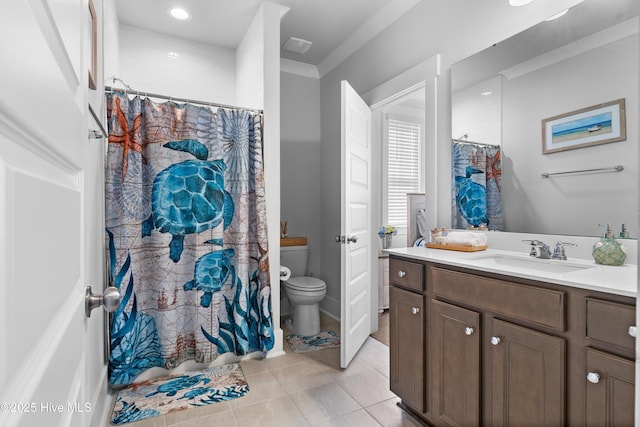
(279, 266), (291, 281)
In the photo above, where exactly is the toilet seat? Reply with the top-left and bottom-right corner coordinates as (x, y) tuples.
(285, 276), (326, 292)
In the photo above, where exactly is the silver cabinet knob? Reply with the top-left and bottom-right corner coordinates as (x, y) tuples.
(587, 372), (601, 384)
(411, 307), (420, 315)
(490, 336), (501, 346)
(464, 327), (474, 336)
(85, 285), (121, 318)
(397, 271), (406, 278)
(628, 326), (637, 337)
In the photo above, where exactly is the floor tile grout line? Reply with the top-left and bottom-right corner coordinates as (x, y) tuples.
(109, 316), (398, 426)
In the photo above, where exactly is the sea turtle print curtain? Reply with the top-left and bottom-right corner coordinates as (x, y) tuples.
(105, 91), (273, 385)
(451, 141), (504, 231)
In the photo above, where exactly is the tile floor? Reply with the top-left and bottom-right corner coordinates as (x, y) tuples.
(107, 313), (422, 426)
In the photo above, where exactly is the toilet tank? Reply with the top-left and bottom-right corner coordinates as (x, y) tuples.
(280, 245), (308, 277)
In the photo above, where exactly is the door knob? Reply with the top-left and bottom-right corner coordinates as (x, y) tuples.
(85, 285), (121, 318)
(347, 235), (358, 244)
(465, 327), (474, 336)
(411, 307), (420, 315)
(587, 372), (601, 384)
(490, 336), (501, 346)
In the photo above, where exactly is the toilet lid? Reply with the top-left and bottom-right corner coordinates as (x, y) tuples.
(286, 276), (326, 291)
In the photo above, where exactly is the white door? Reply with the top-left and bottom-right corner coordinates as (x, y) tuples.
(0, 1), (108, 426)
(340, 81), (373, 368)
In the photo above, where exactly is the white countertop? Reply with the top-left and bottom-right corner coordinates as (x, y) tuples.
(385, 247), (637, 298)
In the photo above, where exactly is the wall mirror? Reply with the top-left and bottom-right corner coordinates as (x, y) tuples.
(451, 0), (638, 237)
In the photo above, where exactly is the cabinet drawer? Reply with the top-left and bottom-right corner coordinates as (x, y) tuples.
(586, 298), (636, 352)
(432, 267), (565, 331)
(389, 258), (423, 291)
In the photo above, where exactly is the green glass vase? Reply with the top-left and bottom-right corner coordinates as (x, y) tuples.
(592, 238), (627, 266)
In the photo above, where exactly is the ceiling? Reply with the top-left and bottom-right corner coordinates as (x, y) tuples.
(115, 0), (420, 74)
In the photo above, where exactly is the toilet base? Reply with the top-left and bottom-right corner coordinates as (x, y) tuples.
(292, 303), (320, 336)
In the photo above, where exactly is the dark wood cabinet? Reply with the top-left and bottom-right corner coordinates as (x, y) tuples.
(490, 318), (566, 426)
(585, 348), (635, 427)
(584, 298), (636, 426)
(431, 301), (565, 427)
(432, 300), (480, 426)
(586, 298), (636, 352)
(389, 285), (425, 413)
(388, 254), (635, 426)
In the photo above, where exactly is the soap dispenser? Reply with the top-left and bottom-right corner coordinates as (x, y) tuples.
(619, 223), (630, 239)
(592, 224), (627, 266)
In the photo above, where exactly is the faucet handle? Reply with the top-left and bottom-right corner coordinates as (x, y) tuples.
(523, 239), (541, 257)
(522, 239), (544, 246)
(522, 239), (551, 258)
(552, 242), (577, 260)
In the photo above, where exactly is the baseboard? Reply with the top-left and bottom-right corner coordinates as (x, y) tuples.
(319, 307), (340, 322)
(320, 294), (340, 320)
(268, 327), (285, 358)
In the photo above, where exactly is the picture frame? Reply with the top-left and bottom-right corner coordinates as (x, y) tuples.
(88, 0), (97, 90)
(542, 98), (626, 154)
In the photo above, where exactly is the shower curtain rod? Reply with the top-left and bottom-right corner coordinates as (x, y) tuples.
(452, 138), (500, 148)
(104, 85), (264, 115)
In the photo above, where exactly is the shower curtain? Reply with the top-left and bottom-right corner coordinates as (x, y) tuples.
(451, 141), (504, 231)
(105, 91), (273, 385)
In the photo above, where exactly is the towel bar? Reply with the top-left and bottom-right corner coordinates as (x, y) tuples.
(541, 165), (623, 178)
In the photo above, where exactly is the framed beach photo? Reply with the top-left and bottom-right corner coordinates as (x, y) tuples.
(542, 98), (626, 154)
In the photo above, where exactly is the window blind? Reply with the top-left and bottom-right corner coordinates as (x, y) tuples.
(387, 118), (422, 227)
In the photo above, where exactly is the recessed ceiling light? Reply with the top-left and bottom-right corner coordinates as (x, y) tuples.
(509, 0), (534, 6)
(481, 91), (493, 96)
(169, 7), (190, 20)
(545, 9), (569, 21)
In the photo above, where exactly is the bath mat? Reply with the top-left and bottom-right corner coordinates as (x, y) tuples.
(287, 329), (341, 353)
(110, 363), (248, 425)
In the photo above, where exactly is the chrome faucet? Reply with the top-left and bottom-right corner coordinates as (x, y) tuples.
(523, 240), (551, 259)
(551, 242), (577, 260)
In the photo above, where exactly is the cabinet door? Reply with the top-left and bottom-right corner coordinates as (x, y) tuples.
(432, 300), (480, 427)
(390, 286), (425, 413)
(585, 348), (634, 427)
(491, 319), (566, 426)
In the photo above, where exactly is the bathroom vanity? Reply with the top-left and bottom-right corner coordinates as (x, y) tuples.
(387, 247), (636, 426)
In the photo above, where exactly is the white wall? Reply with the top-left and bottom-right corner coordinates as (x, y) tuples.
(254, 1), (290, 356)
(280, 72), (322, 284)
(236, 7), (264, 109)
(118, 25), (236, 104)
(318, 0), (585, 319)
(103, 0), (120, 83)
(451, 76), (502, 146)
(503, 34), (638, 237)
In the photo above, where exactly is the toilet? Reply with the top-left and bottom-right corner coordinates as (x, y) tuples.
(280, 243), (326, 336)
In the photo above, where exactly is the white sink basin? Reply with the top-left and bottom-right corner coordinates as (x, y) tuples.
(467, 254), (593, 274)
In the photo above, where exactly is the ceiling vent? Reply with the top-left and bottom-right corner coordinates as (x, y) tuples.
(282, 37), (312, 54)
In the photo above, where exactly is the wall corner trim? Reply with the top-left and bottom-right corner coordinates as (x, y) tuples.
(280, 58), (320, 79)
